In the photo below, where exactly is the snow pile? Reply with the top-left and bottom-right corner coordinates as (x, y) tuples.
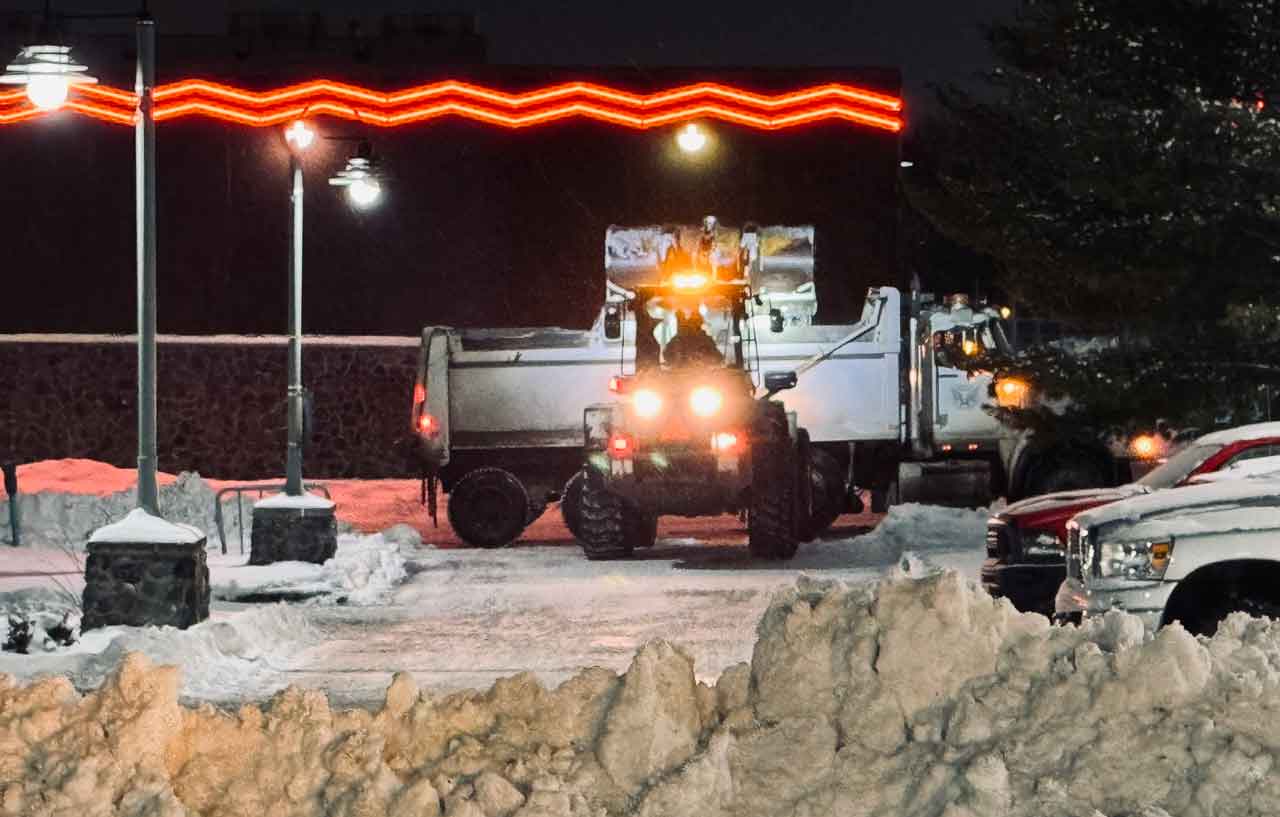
(1, 470), (254, 549)
(212, 531), (408, 605)
(0, 603), (317, 704)
(857, 502), (989, 558)
(793, 504), (989, 571)
(0, 587), (80, 653)
(10, 571), (1280, 816)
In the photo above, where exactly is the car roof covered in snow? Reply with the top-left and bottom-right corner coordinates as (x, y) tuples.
(1194, 421), (1280, 446)
(1074, 477), (1280, 533)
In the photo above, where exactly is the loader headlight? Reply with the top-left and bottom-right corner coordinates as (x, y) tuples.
(633, 388), (663, 418)
(1098, 539), (1173, 580)
(689, 386), (723, 417)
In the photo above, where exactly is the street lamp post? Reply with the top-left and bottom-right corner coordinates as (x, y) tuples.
(135, 13), (158, 514)
(282, 120), (313, 497)
(2, 11), (160, 515)
(248, 128), (383, 566)
(3, 7), (212, 631)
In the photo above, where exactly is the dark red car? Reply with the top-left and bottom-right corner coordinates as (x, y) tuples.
(981, 422), (1280, 615)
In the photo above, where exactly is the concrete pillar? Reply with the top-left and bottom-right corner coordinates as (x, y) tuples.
(249, 492), (337, 565)
(81, 509), (209, 631)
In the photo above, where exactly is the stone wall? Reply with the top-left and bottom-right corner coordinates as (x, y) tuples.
(1, 336), (421, 479)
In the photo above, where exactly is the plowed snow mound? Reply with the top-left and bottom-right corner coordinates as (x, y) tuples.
(2, 572), (1271, 817)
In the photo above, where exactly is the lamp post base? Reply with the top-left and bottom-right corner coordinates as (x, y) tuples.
(81, 509), (210, 632)
(249, 493), (337, 565)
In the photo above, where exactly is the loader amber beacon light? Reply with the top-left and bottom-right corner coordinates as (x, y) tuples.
(0, 79), (905, 132)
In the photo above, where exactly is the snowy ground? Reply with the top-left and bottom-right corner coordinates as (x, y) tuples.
(0, 461), (990, 706)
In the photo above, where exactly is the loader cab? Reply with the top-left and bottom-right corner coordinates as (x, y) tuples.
(628, 280), (754, 374)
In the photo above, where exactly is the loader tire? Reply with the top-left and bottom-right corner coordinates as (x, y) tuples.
(795, 429), (816, 543)
(560, 471), (585, 540)
(629, 512), (659, 549)
(748, 402), (799, 560)
(448, 468), (530, 548)
(579, 470), (633, 560)
(809, 448), (845, 535)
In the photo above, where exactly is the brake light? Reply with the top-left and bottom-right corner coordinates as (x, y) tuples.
(711, 431), (742, 453)
(413, 383), (426, 405)
(608, 433), (636, 459)
(418, 413), (439, 437)
(609, 375), (633, 394)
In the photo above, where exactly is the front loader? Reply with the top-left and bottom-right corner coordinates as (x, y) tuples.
(576, 228), (813, 560)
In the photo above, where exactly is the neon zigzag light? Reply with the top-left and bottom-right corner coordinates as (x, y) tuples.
(0, 79), (905, 132)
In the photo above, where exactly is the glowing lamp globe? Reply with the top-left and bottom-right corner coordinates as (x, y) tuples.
(0, 45), (97, 111)
(26, 75), (70, 110)
(676, 122), (707, 153)
(284, 120), (315, 151)
(347, 177), (382, 209)
(329, 147), (385, 210)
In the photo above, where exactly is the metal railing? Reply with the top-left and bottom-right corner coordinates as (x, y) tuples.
(213, 482), (331, 555)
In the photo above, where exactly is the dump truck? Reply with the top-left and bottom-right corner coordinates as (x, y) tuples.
(410, 218), (1130, 549)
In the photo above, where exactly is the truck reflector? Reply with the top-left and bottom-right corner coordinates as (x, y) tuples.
(418, 413), (439, 436)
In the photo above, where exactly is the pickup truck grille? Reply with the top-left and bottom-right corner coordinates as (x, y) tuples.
(986, 520), (1015, 560)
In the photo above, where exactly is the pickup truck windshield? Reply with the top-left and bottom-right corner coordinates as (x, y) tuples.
(1136, 443), (1222, 489)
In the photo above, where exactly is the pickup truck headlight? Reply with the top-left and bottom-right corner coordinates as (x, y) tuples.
(1098, 539), (1173, 579)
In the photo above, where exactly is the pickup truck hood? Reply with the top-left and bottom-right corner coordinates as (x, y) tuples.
(1002, 485), (1148, 519)
(1075, 478), (1280, 534)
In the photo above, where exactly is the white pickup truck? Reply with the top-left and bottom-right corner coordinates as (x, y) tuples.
(410, 219), (1125, 547)
(1056, 453), (1280, 635)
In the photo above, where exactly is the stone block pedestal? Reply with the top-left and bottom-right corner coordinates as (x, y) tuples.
(82, 539), (210, 631)
(249, 498), (338, 565)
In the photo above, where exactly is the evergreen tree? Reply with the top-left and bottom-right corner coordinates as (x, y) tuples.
(908, 0), (1280, 434)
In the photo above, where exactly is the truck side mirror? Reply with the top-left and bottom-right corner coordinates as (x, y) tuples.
(763, 370), (797, 396)
(604, 305), (622, 340)
(769, 308), (784, 334)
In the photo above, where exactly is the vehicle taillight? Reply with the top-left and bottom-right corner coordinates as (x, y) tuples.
(608, 433), (636, 459)
(418, 413), (440, 437)
(711, 431), (742, 453)
(609, 375), (633, 394)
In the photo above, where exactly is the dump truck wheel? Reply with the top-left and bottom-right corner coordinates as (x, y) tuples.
(560, 471), (585, 540)
(447, 467), (530, 548)
(748, 402), (799, 560)
(809, 448), (845, 535)
(579, 469), (633, 560)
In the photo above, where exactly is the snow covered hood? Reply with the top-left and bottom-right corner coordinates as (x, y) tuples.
(1001, 485), (1148, 520)
(1074, 478), (1280, 535)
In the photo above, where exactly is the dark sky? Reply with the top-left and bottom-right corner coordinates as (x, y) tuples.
(10, 0), (1020, 112)
(0, 1), (1021, 335)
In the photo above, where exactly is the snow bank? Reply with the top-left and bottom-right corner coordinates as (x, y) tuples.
(0, 469), (252, 549)
(9, 571), (1276, 816)
(0, 603), (317, 704)
(212, 531), (408, 605)
(795, 503), (990, 570)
